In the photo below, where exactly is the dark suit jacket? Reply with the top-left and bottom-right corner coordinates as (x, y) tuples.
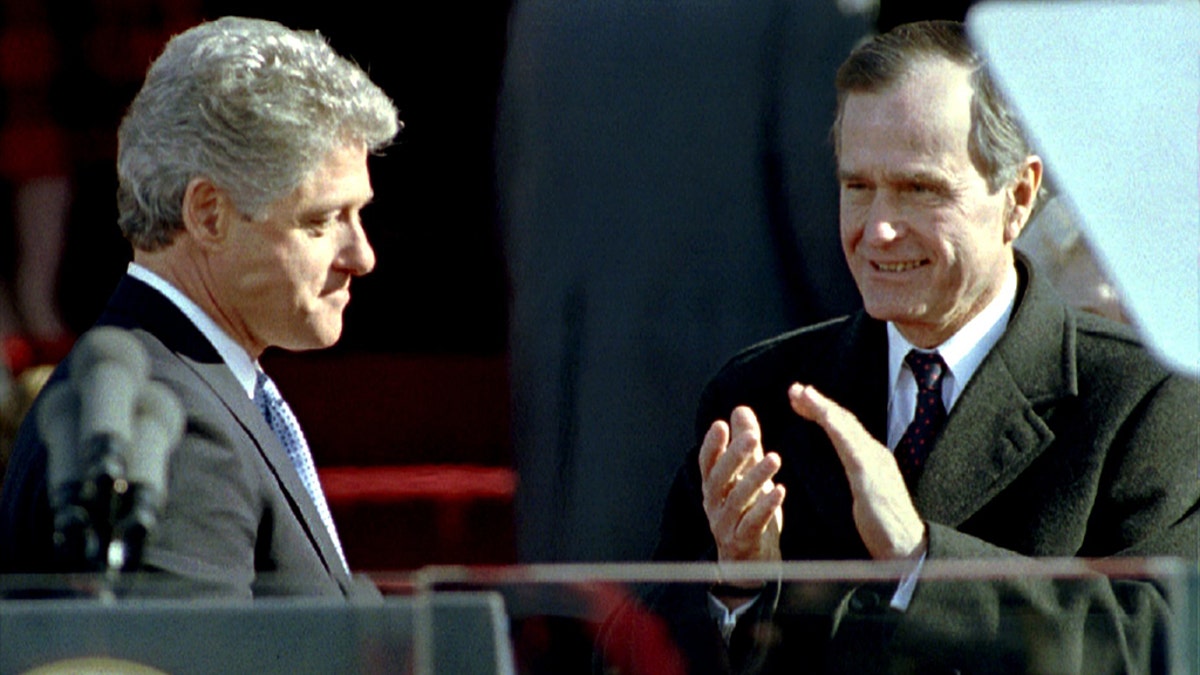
(0, 276), (373, 599)
(654, 259), (1199, 673)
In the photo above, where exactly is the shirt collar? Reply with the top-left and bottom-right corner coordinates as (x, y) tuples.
(886, 264), (1019, 408)
(127, 262), (259, 399)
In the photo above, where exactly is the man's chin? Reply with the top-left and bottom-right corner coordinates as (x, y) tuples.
(861, 299), (926, 325)
(276, 325), (344, 353)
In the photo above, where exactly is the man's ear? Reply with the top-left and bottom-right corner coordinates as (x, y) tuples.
(1004, 155), (1043, 243)
(181, 177), (231, 246)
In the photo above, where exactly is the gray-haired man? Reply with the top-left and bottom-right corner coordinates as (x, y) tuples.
(0, 16), (400, 597)
(655, 20), (1198, 673)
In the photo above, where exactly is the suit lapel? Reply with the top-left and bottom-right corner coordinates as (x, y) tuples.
(185, 356), (348, 582)
(913, 260), (1075, 526)
(100, 276), (349, 584)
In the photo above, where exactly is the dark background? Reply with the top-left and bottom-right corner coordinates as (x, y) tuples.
(41, 0), (973, 357)
(26, 1), (514, 356)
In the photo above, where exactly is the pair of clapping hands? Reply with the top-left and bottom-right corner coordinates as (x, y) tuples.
(700, 383), (927, 569)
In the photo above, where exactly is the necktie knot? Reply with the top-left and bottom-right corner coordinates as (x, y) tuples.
(905, 350), (946, 393)
(254, 371), (278, 412)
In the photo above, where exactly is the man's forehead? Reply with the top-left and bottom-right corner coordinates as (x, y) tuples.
(838, 59), (974, 168)
(844, 57), (974, 115)
(297, 146), (372, 196)
(847, 59), (972, 119)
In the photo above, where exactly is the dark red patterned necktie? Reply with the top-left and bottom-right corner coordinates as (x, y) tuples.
(895, 350), (947, 487)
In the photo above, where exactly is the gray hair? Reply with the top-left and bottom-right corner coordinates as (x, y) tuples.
(117, 16), (401, 251)
(832, 21), (1031, 193)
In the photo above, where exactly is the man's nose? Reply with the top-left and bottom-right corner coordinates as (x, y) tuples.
(340, 220), (376, 276)
(862, 194), (901, 245)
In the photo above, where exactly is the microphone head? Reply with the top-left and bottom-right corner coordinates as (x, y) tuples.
(36, 384), (82, 498)
(113, 382), (184, 572)
(69, 328), (150, 456)
(70, 327), (150, 381)
(126, 382), (185, 499)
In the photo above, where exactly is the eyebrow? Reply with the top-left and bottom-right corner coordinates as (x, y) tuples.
(837, 168), (952, 187)
(892, 169), (951, 185)
(837, 169), (862, 182)
(310, 193), (375, 213)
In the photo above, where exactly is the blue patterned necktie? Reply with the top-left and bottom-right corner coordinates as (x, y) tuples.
(895, 350), (948, 487)
(254, 371), (348, 572)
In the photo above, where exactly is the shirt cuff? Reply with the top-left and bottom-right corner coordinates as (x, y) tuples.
(889, 548), (927, 611)
(708, 591), (760, 642)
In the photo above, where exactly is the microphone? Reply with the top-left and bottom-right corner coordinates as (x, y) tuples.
(36, 383), (100, 566)
(36, 327), (170, 572)
(35, 326), (187, 574)
(39, 383), (80, 507)
(108, 382), (185, 571)
(70, 327), (150, 489)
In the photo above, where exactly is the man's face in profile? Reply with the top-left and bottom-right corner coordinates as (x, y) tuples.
(213, 144), (377, 354)
(836, 58), (1017, 346)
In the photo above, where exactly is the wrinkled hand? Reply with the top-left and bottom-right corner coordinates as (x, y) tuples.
(788, 383), (927, 560)
(699, 406), (786, 564)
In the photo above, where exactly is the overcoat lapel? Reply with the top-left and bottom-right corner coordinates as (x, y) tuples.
(913, 261), (1075, 526)
(777, 312), (889, 557)
(99, 276), (349, 582)
(824, 312), (891, 443)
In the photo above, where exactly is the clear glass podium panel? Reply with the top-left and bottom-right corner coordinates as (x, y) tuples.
(394, 558), (1197, 675)
(1, 559), (1195, 674)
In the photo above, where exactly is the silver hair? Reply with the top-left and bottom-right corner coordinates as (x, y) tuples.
(116, 16), (401, 251)
(832, 21), (1031, 194)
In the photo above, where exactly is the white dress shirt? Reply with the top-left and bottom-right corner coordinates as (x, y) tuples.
(127, 262), (259, 399)
(885, 267), (1019, 450)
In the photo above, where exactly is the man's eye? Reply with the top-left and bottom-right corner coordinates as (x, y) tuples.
(904, 182), (947, 197)
(305, 216), (335, 234)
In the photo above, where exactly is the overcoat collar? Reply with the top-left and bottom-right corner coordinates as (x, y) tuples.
(912, 257), (1072, 525)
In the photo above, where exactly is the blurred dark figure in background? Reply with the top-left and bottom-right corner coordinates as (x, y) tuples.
(0, 2), (75, 379)
(0, 1), (202, 478)
(498, 1), (869, 563)
(0, 1), (204, 377)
